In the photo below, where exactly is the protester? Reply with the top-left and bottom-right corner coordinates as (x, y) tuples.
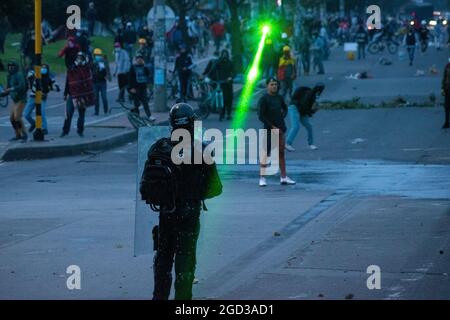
(258, 78), (296, 187)
(286, 83), (325, 152)
(24, 64), (60, 135)
(92, 48), (111, 116)
(113, 42), (131, 103)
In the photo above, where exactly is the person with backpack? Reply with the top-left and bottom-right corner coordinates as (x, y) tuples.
(277, 46), (297, 102)
(285, 83), (325, 152)
(92, 48), (111, 115)
(24, 64), (60, 135)
(140, 103), (222, 300)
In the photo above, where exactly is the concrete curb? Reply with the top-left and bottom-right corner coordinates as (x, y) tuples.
(0, 85), (255, 162)
(1, 129), (138, 162)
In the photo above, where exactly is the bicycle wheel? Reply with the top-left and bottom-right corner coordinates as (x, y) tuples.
(195, 101), (210, 121)
(387, 42), (398, 55)
(368, 42), (380, 54)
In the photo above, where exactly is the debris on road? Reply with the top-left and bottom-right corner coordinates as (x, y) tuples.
(351, 138), (366, 145)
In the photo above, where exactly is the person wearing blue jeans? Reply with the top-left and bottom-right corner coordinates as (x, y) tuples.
(286, 83), (325, 152)
(24, 64), (59, 134)
(286, 105), (314, 148)
(24, 96), (48, 133)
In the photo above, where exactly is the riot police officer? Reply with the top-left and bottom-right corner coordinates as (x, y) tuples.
(142, 103), (222, 300)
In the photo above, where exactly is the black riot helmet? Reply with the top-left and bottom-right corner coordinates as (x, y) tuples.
(169, 103), (196, 130)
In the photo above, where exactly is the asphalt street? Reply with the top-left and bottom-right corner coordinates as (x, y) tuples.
(1, 104), (449, 299)
(0, 46), (449, 300)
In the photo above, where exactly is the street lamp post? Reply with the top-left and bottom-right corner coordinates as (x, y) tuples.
(153, 0), (167, 112)
(34, 0), (44, 141)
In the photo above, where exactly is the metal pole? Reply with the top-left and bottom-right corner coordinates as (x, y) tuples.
(153, 0), (167, 112)
(34, 0), (44, 141)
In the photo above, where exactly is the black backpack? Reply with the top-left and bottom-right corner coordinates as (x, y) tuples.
(140, 138), (182, 213)
(140, 138), (223, 213)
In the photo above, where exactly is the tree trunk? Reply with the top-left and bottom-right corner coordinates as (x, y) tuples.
(227, 1), (243, 75)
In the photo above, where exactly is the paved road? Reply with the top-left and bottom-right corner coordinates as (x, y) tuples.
(1, 45), (449, 300)
(1, 104), (449, 299)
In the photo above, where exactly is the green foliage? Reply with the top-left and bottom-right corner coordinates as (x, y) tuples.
(2, 0), (154, 32)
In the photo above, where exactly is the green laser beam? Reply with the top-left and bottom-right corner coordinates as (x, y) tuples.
(232, 25), (270, 130)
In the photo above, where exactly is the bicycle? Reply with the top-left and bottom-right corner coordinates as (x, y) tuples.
(118, 101), (155, 130)
(0, 84), (9, 108)
(368, 34), (399, 55)
(196, 78), (230, 120)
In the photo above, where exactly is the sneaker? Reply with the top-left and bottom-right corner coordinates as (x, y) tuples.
(285, 144), (295, 152)
(60, 132), (68, 138)
(259, 177), (267, 187)
(281, 176), (296, 185)
(309, 145), (318, 150)
(148, 116), (156, 122)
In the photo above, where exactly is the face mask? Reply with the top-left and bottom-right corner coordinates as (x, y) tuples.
(68, 41), (75, 48)
(95, 56), (102, 62)
(41, 68), (48, 75)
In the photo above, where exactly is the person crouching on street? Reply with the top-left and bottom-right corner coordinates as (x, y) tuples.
(286, 83), (325, 152)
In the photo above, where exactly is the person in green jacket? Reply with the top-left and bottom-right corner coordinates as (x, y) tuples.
(5, 61), (28, 142)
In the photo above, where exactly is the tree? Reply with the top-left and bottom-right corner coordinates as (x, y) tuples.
(225, 0), (246, 74)
(0, 0), (34, 32)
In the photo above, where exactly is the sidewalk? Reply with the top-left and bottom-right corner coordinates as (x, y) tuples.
(0, 81), (245, 161)
(0, 48), (248, 162)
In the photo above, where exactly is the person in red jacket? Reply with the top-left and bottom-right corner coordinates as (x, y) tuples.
(210, 18), (225, 52)
(58, 36), (80, 69)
